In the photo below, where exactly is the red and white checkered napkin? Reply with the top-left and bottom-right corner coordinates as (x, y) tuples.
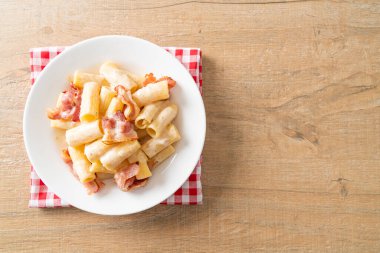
(29, 46), (203, 207)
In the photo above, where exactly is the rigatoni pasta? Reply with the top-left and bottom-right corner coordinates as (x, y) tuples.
(73, 71), (107, 88)
(135, 151), (151, 180)
(125, 71), (145, 88)
(149, 145), (176, 169)
(135, 100), (165, 129)
(146, 103), (178, 138)
(47, 63), (179, 194)
(84, 139), (114, 163)
(105, 97), (123, 117)
(99, 86), (115, 115)
(100, 140), (140, 171)
(89, 161), (114, 174)
(115, 158), (130, 171)
(66, 120), (103, 147)
(68, 146), (95, 183)
(99, 62), (138, 92)
(50, 119), (79, 130)
(132, 80), (169, 107)
(80, 82), (101, 122)
(142, 124), (181, 158)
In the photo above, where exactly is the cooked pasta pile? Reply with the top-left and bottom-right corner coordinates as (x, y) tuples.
(47, 62), (180, 194)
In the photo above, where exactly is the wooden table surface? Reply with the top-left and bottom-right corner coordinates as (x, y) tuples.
(1, 0), (380, 252)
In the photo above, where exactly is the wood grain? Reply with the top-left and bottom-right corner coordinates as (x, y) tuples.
(1, 0), (380, 252)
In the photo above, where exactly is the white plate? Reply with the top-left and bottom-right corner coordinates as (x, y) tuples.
(23, 35), (206, 215)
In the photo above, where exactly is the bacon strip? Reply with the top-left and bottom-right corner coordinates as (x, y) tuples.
(115, 85), (140, 121)
(142, 73), (176, 89)
(47, 84), (82, 122)
(157, 76), (176, 88)
(142, 73), (156, 86)
(114, 163), (140, 191)
(83, 178), (105, 195)
(102, 111), (138, 144)
(129, 178), (148, 191)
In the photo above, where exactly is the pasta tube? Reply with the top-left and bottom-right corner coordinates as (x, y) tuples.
(99, 86), (116, 115)
(96, 173), (114, 180)
(127, 150), (151, 179)
(126, 71), (145, 88)
(136, 151), (151, 180)
(100, 140), (141, 170)
(115, 158), (130, 171)
(132, 80), (169, 107)
(147, 103), (178, 138)
(89, 161), (114, 174)
(149, 145), (175, 169)
(84, 139), (114, 163)
(50, 120), (79, 130)
(68, 146), (95, 183)
(141, 124), (181, 158)
(80, 82), (101, 122)
(66, 120), (103, 147)
(99, 62), (138, 92)
(105, 97), (124, 117)
(127, 150), (139, 164)
(134, 101), (165, 129)
(73, 71), (107, 88)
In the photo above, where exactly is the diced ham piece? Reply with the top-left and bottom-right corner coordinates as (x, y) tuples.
(115, 85), (140, 121)
(102, 111), (138, 144)
(114, 163), (140, 191)
(47, 83), (82, 122)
